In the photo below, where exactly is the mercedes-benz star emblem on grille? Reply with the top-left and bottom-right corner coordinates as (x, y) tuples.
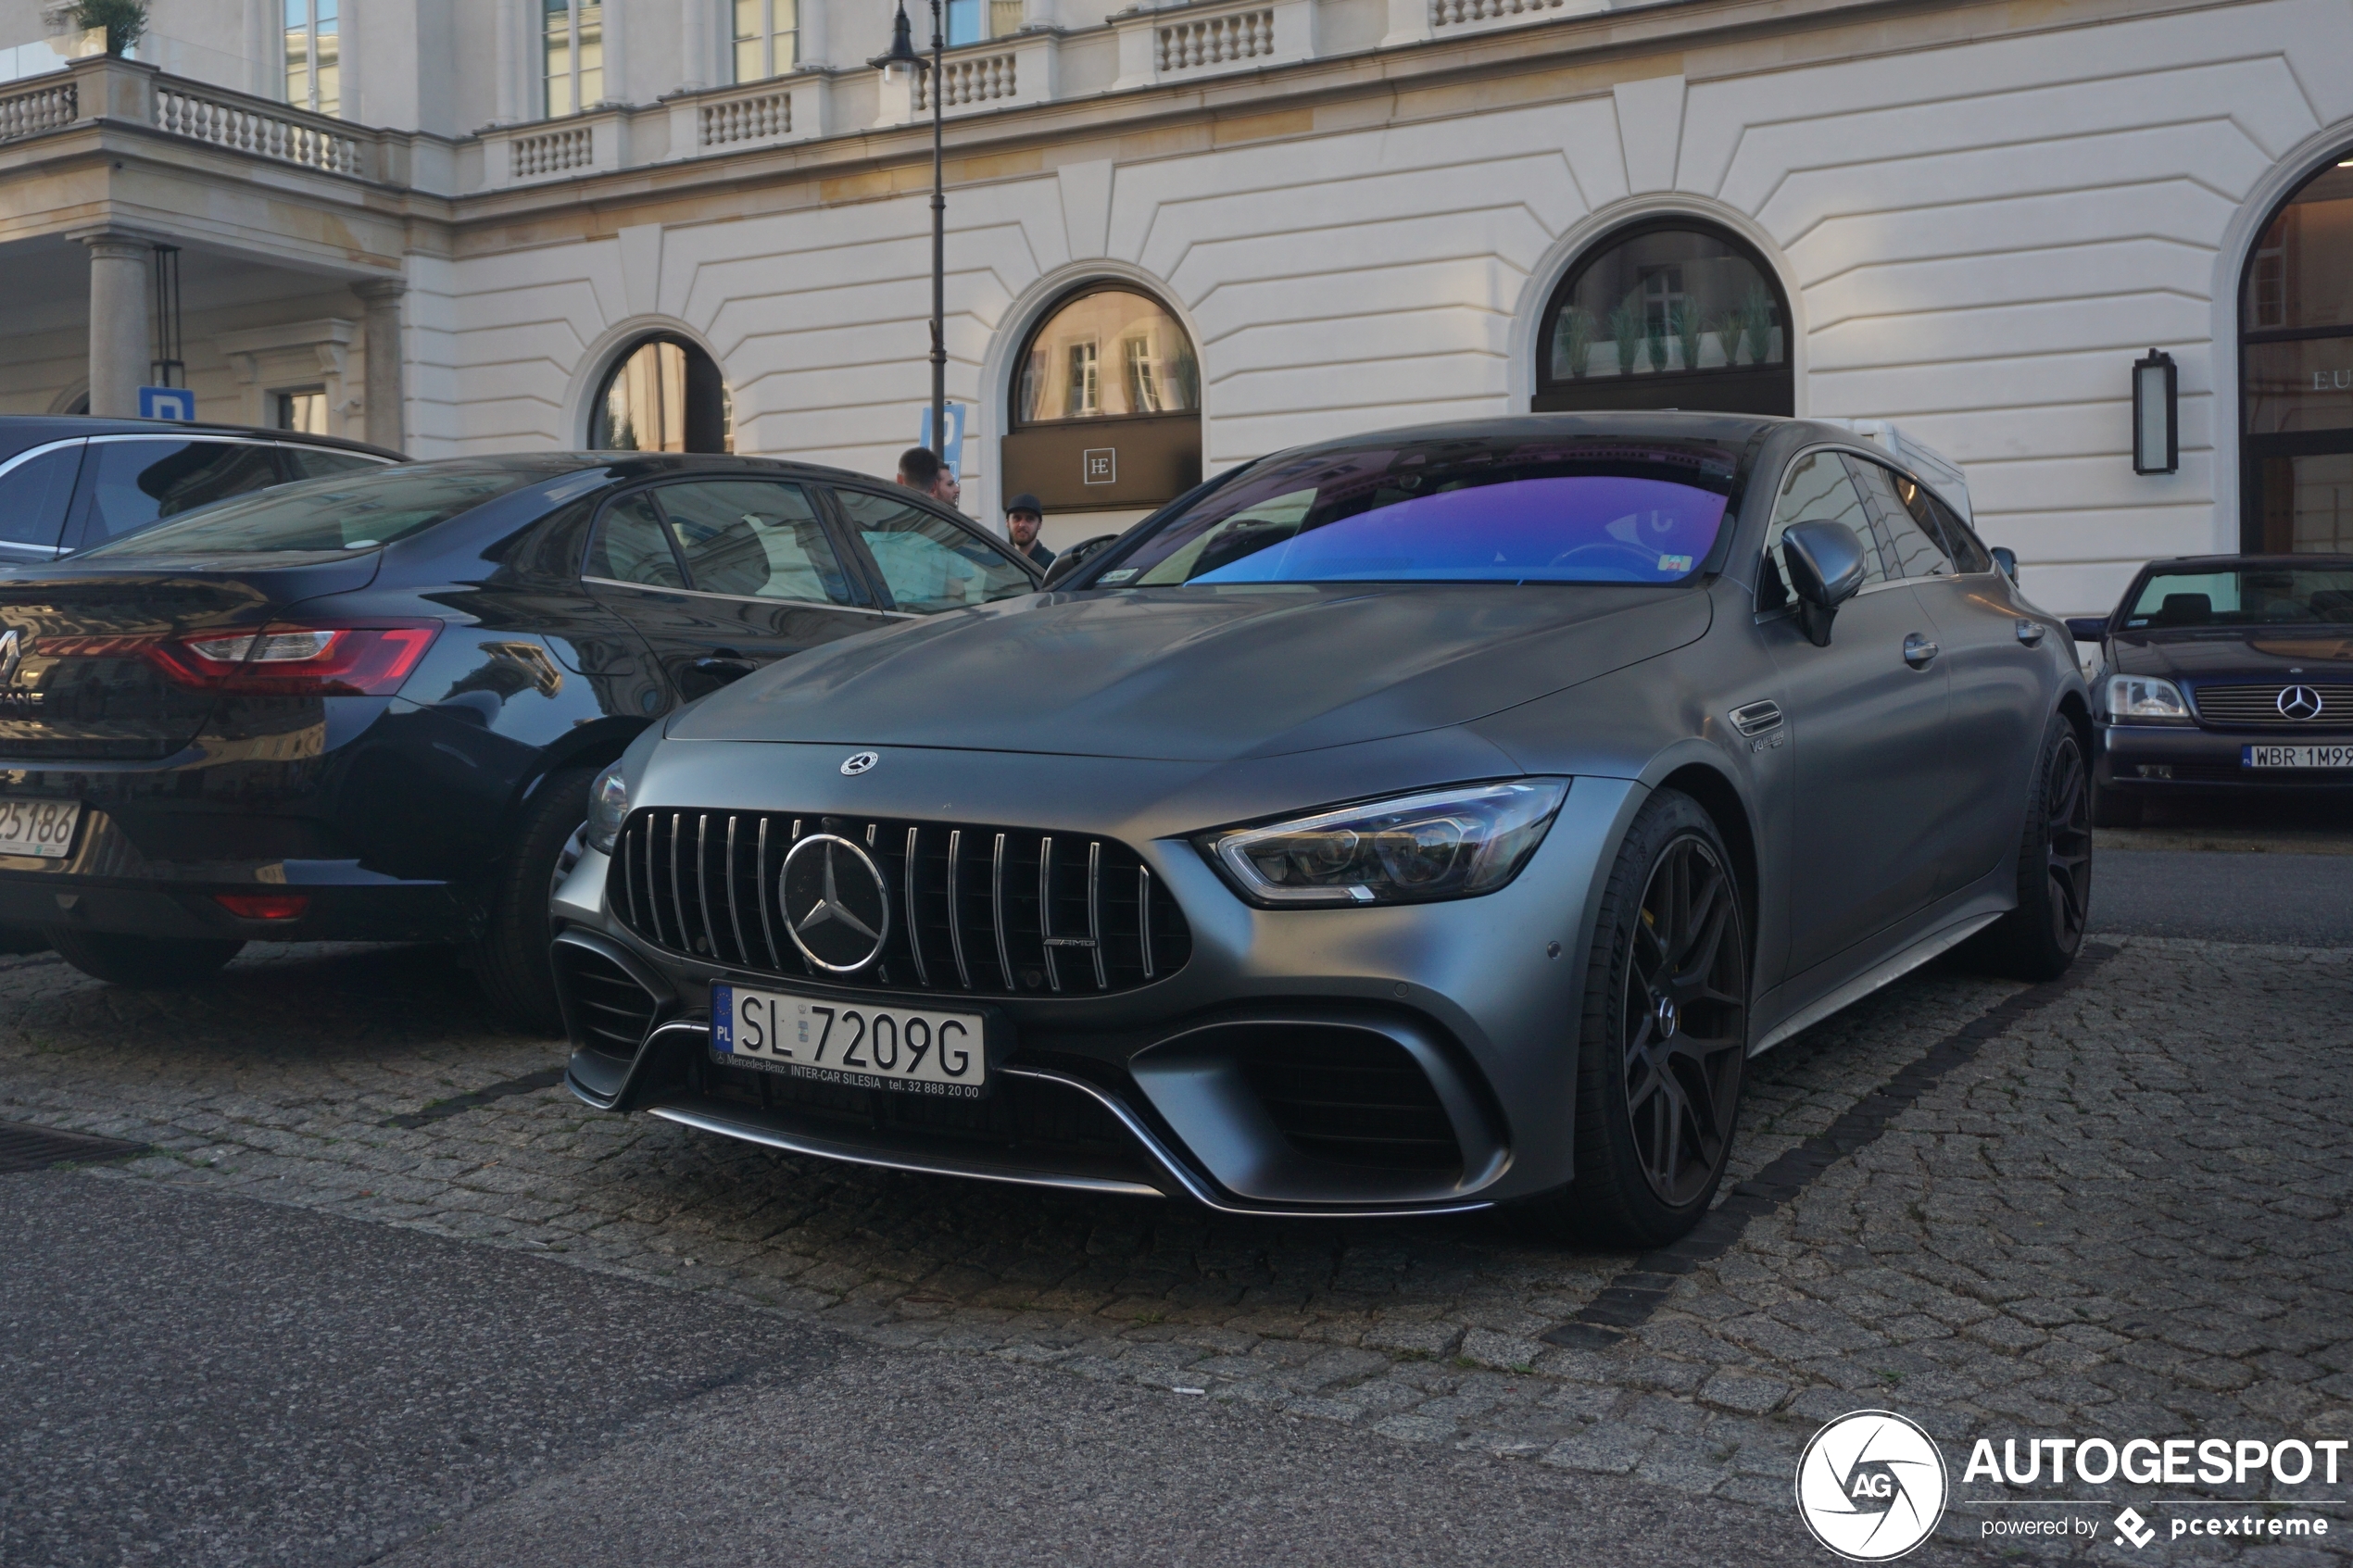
(779, 834), (891, 972)
(2278, 684), (2324, 721)
(840, 751), (879, 776)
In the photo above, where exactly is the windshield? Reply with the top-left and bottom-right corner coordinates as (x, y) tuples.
(1097, 438), (1741, 588)
(78, 464), (546, 558)
(2124, 565), (2353, 628)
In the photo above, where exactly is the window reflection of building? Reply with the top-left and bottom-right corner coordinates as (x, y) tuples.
(733, 0), (798, 82)
(544, 0), (606, 118)
(1535, 222), (1792, 414)
(275, 389), (328, 434)
(283, 0), (340, 117)
(590, 336), (734, 455)
(2241, 157), (2353, 553)
(945, 0), (1026, 46)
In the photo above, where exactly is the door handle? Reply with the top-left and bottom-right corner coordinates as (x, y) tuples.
(2014, 618), (2045, 646)
(690, 656), (757, 684)
(1903, 633), (1940, 669)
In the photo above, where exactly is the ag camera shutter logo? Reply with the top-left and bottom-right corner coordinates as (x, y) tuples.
(1795, 1410), (1949, 1561)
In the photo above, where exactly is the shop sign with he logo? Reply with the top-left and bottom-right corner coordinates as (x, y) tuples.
(1082, 448), (1116, 485)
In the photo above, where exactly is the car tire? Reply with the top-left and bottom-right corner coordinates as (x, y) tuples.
(44, 928), (244, 987)
(1511, 788), (1750, 1250)
(1967, 711), (2092, 982)
(2089, 782), (2142, 829)
(472, 764), (597, 1036)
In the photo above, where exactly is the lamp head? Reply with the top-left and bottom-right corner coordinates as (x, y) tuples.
(869, 0), (924, 71)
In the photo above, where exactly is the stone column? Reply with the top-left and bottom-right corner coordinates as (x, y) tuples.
(83, 233), (151, 419)
(353, 278), (407, 451)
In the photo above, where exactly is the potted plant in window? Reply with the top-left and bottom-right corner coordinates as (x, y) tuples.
(1551, 307), (1594, 379)
(1608, 303), (1645, 376)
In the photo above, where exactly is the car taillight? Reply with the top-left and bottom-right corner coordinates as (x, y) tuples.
(214, 893), (310, 921)
(153, 621), (440, 696)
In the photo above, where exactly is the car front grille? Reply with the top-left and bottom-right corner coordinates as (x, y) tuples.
(2189, 683), (2353, 726)
(611, 809), (1191, 997)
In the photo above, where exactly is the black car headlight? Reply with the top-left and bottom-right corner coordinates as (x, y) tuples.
(1199, 780), (1568, 907)
(2105, 674), (2191, 722)
(586, 761), (630, 855)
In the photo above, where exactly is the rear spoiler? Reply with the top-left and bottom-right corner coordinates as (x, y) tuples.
(1811, 419), (1974, 527)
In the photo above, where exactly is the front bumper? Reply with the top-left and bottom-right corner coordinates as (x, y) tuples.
(549, 745), (1641, 1216)
(2094, 722), (2353, 791)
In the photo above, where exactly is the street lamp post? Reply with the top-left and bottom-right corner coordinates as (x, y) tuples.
(874, 0), (948, 472)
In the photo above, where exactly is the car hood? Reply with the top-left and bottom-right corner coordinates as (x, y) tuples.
(670, 583), (1713, 761)
(2112, 628), (2353, 680)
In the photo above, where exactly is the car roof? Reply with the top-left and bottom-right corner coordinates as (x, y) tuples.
(2139, 554), (2353, 572)
(0, 414), (403, 462)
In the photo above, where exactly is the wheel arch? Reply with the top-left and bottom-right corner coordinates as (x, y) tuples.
(495, 717), (649, 856)
(1647, 758), (1763, 953)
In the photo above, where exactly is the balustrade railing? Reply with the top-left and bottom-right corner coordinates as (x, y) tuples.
(156, 85), (365, 174)
(0, 79), (77, 144)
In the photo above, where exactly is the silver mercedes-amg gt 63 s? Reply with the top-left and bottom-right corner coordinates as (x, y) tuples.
(552, 413), (2092, 1246)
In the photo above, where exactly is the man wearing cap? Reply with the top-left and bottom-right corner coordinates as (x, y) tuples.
(1004, 493), (1054, 571)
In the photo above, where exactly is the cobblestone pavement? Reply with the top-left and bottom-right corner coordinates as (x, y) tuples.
(3, 932), (2347, 1561)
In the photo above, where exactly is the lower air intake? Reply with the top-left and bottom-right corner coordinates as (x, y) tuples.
(556, 942), (661, 1060)
(1237, 1026), (1464, 1173)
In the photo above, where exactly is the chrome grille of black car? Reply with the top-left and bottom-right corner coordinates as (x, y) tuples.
(610, 809), (1191, 995)
(2189, 683), (2353, 725)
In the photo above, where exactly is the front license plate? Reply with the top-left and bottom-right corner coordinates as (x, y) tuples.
(2243, 744), (2353, 770)
(0, 797), (82, 859)
(711, 984), (989, 1098)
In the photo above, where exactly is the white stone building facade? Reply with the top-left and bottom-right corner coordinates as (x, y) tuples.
(3, 0), (2350, 612)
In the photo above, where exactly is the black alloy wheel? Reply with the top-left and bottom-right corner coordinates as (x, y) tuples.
(1968, 710), (2092, 982)
(1512, 788), (1749, 1248)
(1619, 833), (1749, 1210)
(472, 764), (598, 1035)
(2039, 733), (2093, 953)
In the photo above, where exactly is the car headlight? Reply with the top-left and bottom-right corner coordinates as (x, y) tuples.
(2106, 674), (2190, 722)
(586, 761), (630, 855)
(1200, 780), (1568, 907)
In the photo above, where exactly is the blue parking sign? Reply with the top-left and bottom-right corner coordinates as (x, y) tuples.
(138, 386), (195, 421)
(915, 402), (965, 479)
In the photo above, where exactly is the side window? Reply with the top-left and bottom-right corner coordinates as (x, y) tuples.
(587, 492), (685, 588)
(82, 439), (286, 545)
(1759, 450), (1885, 610)
(1847, 456), (1953, 580)
(1916, 488), (1992, 573)
(656, 481), (856, 606)
(0, 444), (85, 550)
(283, 447), (388, 481)
(832, 489), (1037, 614)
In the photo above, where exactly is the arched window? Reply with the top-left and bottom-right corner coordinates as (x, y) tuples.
(2242, 157), (2353, 553)
(1000, 285), (1202, 514)
(1534, 221), (1793, 417)
(589, 334), (733, 455)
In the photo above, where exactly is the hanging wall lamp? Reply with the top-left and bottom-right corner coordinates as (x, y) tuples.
(2133, 348), (2178, 475)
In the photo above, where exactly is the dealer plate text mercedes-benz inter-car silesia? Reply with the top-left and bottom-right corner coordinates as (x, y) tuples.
(552, 414), (2091, 1245)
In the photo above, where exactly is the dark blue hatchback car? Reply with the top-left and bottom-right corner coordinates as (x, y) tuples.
(0, 454), (1039, 1027)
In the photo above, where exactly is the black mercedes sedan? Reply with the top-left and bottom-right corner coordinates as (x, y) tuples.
(2070, 555), (2353, 826)
(553, 413), (2093, 1246)
(0, 454), (1039, 1026)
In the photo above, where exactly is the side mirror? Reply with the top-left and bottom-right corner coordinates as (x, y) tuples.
(1040, 533), (1118, 589)
(1991, 546), (2020, 583)
(1780, 519), (1870, 647)
(2065, 617), (2108, 644)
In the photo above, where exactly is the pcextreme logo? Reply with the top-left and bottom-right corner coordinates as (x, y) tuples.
(1794, 1410), (1950, 1562)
